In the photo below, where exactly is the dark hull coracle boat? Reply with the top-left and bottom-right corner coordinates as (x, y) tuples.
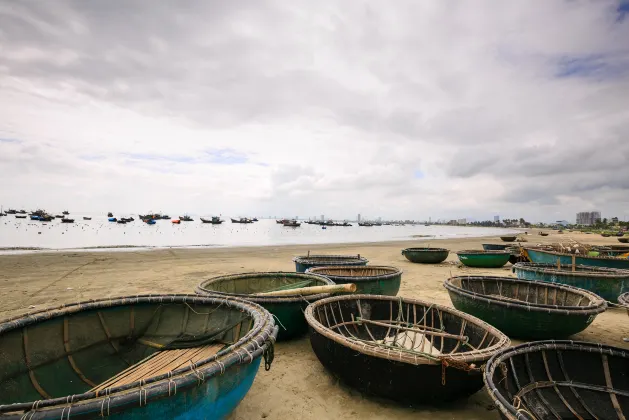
(484, 340), (629, 419)
(620, 237), (629, 243)
(55, 215), (64, 219)
(305, 295), (509, 404)
(500, 235), (517, 242)
(401, 247), (449, 264)
(0, 294), (277, 419)
(231, 218), (253, 224)
(83, 217), (91, 220)
(444, 276), (606, 339)
(513, 262), (629, 302)
(15, 215), (26, 219)
(456, 250), (511, 268)
(306, 266), (402, 296)
(293, 254), (368, 273)
(61, 218), (75, 223)
(197, 272), (333, 341)
(481, 243), (511, 251)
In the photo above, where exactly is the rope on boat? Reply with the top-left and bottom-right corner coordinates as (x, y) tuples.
(440, 358), (480, 385)
(264, 339), (275, 371)
(271, 313), (287, 331)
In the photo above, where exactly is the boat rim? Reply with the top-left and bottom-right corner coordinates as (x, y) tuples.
(618, 292), (629, 307)
(401, 247), (449, 252)
(524, 247), (629, 261)
(305, 265), (402, 281)
(304, 294), (510, 366)
(292, 254), (369, 264)
(0, 294), (277, 417)
(513, 262), (629, 278)
(483, 340), (628, 420)
(456, 250), (511, 255)
(196, 271), (335, 302)
(444, 276), (607, 314)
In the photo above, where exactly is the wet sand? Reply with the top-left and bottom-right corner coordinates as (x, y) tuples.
(0, 230), (627, 419)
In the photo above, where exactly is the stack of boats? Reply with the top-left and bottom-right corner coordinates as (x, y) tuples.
(2, 240), (629, 419)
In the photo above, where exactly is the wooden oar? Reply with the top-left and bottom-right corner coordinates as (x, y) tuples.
(254, 284), (356, 296)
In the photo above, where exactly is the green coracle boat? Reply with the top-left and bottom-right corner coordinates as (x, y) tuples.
(444, 276), (606, 339)
(305, 266), (402, 296)
(293, 254), (368, 273)
(0, 295), (277, 419)
(481, 244), (511, 251)
(196, 272), (334, 340)
(524, 247), (629, 270)
(456, 250), (511, 268)
(513, 262), (629, 302)
(401, 247), (449, 264)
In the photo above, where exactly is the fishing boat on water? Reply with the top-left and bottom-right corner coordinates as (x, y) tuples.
(180, 215), (194, 222)
(108, 217), (117, 222)
(231, 218), (253, 224)
(83, 216), (91, 220)
(276, 219), (288, 224)
(17, 210), (26, 214)
(305, 295), (510, 404)
(107, 212), (113, 217)
(55, 215), (64, 219)
(358, 222), (374, 227)
(0, 295), (277, 419)
(283, 220), (301, 227)
(61, 218), (75, 223)
(15, 215), (26, 219)
(172, 219), (181, 224)
(6, 209), (16, 214)
(62, 210), (69, 215)
(201, 217), (223, 224)
(145, 219), (156, 225)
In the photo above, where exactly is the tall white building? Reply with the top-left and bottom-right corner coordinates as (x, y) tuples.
(357, 214), (361, 222)
(576, 211), (601, 225)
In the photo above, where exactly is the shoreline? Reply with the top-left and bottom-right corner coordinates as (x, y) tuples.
(0, 227), (521, 256)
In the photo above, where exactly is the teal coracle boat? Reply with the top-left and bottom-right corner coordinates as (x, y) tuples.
(481, 244), (511, 251)
(305, 266), (402, 296)
(293, 254), (368, 273)
(444, 276), (606, 339)
(524, 247), (629, 270)
(196, 272), (334, 341)
(456, 250), (511, 268)
(401, 247), (449, 263)
(513, 262), (629, 302)
(0, 295), (277, 420)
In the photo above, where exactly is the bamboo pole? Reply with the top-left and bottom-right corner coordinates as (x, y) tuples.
(254, 283), (356, 296)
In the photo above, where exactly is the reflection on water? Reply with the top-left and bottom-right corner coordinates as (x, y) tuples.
(0, 216), (519, 253)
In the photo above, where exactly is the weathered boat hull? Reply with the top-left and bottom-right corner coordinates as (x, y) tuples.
(306, 266), (402, 296)
(196, 272), (334, 341)
(456, 251), (511, 268)
(500, 236), (516, 242)
(401, 248), (449, 264)
(0, 295), (277, 420)
(293, 255), (368, 273)
(524, 247), (629, 270)
(513, 262), (629, 301)
(445, 276), (606, 339)
(481, 244), (511, 251)
(309, 329), (484, 404)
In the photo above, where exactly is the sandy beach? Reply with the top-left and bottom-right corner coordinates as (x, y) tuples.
(1, 230), (627, 419)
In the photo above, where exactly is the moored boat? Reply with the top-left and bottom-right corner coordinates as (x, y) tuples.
(55, 215), (64, 219)
(15, 215), (26, 219)
(305, 295), (510, 404)
(282, 220), (301, 227)
(62, 210), (69, 215)
(231, 218), (253, 224)
(107, 212), (113, 217)
(500, 235), (517, 242)
(83, 217), (91, 220)
(293, 254), (368, 273)
(481, 243), (512, 251)
(523, 247), (629, 270)
(0, 294), (277, 419)
(444, 276), (606, 339)
(512, 262), (629, 301)
(484, 340), (629, 420)
(61, 218), (75, 223)
(108, 217), (117, 222)
(306, 266), (402, 296)
(456, 250), (511, 268)
(180, 215), (193, 222)
(620, 237), (629, 243)
(145, 219), (156, 225)
(172, 219), (181, 224)
(401, 247), (449, 264)
(196, 272), (334, 340)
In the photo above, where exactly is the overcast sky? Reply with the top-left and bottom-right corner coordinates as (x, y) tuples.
(1, 1), (628, 222)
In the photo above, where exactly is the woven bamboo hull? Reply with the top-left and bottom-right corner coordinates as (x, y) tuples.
(525, 248), (629, 270)
(309, 329), (484, 404)
(447, 292), (597, 339)
(294, 257), (368, 273)
(514, 262), (629, 301)
(305, 266), (402, 296)
(261, 301), (312, 340)
(0, 295), (277, 419)
(457, 252), (510, 268)
(401, 248), (449, 264)
(484, 341), (629, 419)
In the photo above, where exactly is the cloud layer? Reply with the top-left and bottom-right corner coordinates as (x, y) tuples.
(1, 1), (628, 221)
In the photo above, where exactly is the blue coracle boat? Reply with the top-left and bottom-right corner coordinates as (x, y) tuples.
(0, 295), (277, 419)
(524, 247), (629, 270)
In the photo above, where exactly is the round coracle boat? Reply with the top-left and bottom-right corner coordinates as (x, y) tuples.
(484, 340), (629, 419)
(619, 237), (629, 243)
(401, 247), (449, 264)
(304, 294), (510, 404)
(482, 244), (512, 251)
(306, 266), (402, 296)
(456, 250), (511, 268)
(0, 295), (277, 419)
(444, 276), (607, 339)
(500, 236), (517, 242)
(196, 272), (334, 340)
(292, 254), (368, 273)
(513, 262), (629, 302)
